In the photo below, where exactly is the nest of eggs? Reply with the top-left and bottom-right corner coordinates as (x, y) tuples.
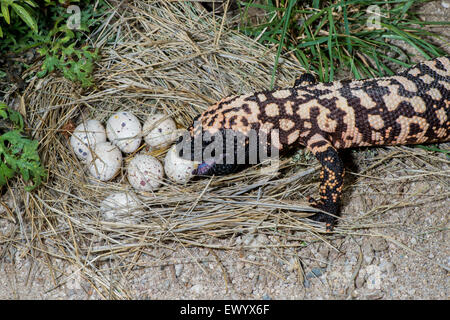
(4, 1), (449, 297)
(18, 2), (323, 254)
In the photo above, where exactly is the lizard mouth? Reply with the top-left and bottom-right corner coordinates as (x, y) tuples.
(192, 157), (240, 176)
(192, 158), (216, 175)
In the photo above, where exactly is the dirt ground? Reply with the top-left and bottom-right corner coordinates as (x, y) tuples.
(0, 1), (449, 300)
(1, 168), (448, 299)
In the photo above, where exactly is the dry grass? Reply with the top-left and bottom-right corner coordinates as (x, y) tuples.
(0, 1), (449, 298)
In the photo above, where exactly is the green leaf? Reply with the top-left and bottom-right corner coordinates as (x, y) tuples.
(7, 109), (24, 130)
(41, 55), (60, 74)
(0, 162), (15, 185)
(36, 70), (47, 78)
(0, 104), (46, 190)
(312, 0), (320, 9)
(416, 145), (450, 155)
(37, 46), (49, 56)
(1, 2), (10, 24)
(11, 3), (38, 33)
(23, 0), (38, 8)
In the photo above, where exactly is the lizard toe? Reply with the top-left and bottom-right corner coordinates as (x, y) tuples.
(308, 201), (337, 232)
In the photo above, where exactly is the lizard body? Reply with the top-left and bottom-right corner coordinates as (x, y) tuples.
(177, 56), (450, 230)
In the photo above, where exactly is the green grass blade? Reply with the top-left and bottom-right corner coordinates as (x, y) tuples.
(270, 0), (297, 89)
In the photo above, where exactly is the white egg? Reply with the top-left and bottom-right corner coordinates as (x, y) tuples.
(70, 120), (106, 161)
(127, 154), (164, 191)
(143, 113), (177, 149)
(100, 192), (141, 223)
(164, 145), (197, 184)
(86, 142), (122, 181)
(106, 111), (142, 153)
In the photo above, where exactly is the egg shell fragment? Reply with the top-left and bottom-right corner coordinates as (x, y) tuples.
(70, 120), (106, 161)
(143, 113), (177, 149)
(106, 111), (142, 153)
(100, 192), (141, 223)
(127, 154), (164, 191)
(164, 145), (196, 184)
(86, 142), (122, 181)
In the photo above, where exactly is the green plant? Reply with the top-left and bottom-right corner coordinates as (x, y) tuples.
(0, 102), (46, 191)
(0, 0), (107, 88)
(238, 0), (450, 87)
(0, 0), (38, 37)
(36, 27), (100, 88)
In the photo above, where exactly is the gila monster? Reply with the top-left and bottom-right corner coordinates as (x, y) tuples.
(176, 56), (450, 230)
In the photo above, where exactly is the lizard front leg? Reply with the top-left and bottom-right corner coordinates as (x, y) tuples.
(294, 73), (317, 87)
(306, 137), (345, 231)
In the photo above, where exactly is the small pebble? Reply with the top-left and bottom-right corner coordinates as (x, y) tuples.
(362, 242), (375, 264)
(380, 261), (396, 274)
(243, 234), (256, 246)
(318, 247), (329, 268)
(370, 237), (389, 252)
(287, 257), (297, 272)
(364, 254), (375, 265)
(355, 273), (366, 289)
(162, 279), (170, 290)
(303, 279), (311, 288)
(366, 265), (382, 290)
(306, 267), (326, 279)
(247, 254), (256, 261)
(365, 289), (384, 299)
(175, 264), (184, 277)
(190, 284), (203, 294)
(351, 289), (360, 298)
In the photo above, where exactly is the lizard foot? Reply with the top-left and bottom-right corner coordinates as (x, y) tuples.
(307, 197), (337, 232)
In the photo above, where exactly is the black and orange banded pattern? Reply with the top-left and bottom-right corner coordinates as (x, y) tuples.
(181, 56), (450, 230)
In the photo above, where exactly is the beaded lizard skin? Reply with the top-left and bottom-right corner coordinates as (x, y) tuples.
(177, 56), (450, 230)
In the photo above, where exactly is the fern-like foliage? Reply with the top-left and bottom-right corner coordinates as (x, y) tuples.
(0, 102), (46, 191)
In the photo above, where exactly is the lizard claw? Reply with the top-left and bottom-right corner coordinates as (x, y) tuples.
(307, 198), (337, 232)
(307, 196), (318, 205)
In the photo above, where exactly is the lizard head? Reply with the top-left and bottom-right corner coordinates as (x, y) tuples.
(175, 114), (241, 176)
(175, 94), (281, 177)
